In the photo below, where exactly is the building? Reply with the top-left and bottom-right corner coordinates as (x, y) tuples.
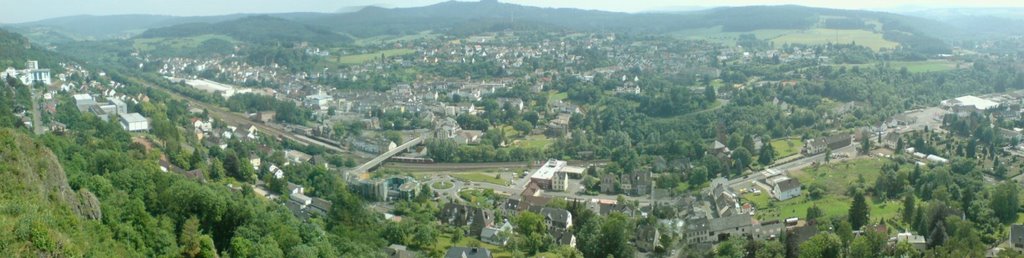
(444, 247), (492, 258)
(480, 220), (513, 246)
(109, 98), (128, 114)
(532, 207), (573, 230)
(439, 203), (494, 237)
(769, 176), (801, 201)
(6, 60), (51, 85)
(73, 94), (97, 112)
(890, 232), (928, 251)
(119, 113), (149, 132)
(803, 134), (852, 155)
(530, 159), (569, 191)
(942, 95), (1000, 112)
(1011, 224), (1024, 253)
(383, 244), (417, 258)
(304, 93), (333, 110)
(883, 132), (901, 149)
(685, 213), (785, 244)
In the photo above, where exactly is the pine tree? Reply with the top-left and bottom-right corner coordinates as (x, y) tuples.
(849, 191), (870, 229)
(902, 194), (915, 225)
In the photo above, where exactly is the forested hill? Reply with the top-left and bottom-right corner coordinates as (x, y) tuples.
(305, 3), (949, 53)
(139, 15), (352, 45)
(0, 29), (68, 72)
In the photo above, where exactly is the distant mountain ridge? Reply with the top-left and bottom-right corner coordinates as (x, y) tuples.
(3, 2), (977, 53)
(138, 15), (351, 45)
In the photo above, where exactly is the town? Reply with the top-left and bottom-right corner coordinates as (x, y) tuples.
(3, 1), (1024, 258)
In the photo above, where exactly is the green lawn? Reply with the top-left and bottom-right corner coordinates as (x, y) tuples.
(770, 138), (804, 158)
(744, 193), (901, 222)
(889, 60), (959, 73)
(335, 48), (416, 65)
(451, 173), (506, 185)
(790, 158), (888, 195)
(516, 135), (553, 150)
(547, 91), (568, 102)
(432, 181), (453, 190)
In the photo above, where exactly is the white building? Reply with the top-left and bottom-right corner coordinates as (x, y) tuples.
(304, 93), (333, 110)
(769, 176), (801, 201)
(119, 113), (149, 132)
(530, 159), (569, 191)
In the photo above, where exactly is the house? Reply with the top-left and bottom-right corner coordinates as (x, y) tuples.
(444, 247), (492, 258)
(532, 207), (573, 230)
(803, 134), (852, 155)
(890, 232), (928, 251)
(620, 171), (652, 196)
(439, 203), (495, 237)
(383, 244), (418, 258)
(285, 150), (312, 165)
(549, 228), (577, 247)
(635, 224), (660, 252)
(119, 113), (149, 132)
(769, 176), (801, 201)
(529, 159), (569, 191)
(883, 132), (901, 149)
(308, 197), (332, 216)
(599, 174), (617, 194)
(685, 213), (784, 244)
(711, 140), (730, 155)
(1011, 224), (1024, 253)
(480, 220), (513, 246)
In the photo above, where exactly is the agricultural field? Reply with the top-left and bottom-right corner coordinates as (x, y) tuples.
(790, 158), (890, 195)
(671, 26), (897, 51)
(770, 137), (804, 158)
(771, 29), (897, 51)
(334, 48), (416, 65)
(889, 60), (960, 73)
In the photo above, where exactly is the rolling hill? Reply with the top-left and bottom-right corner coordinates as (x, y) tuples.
(138, 15), (352, 45)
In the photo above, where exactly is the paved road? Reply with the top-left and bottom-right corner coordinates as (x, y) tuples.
(147, 83), (346, 152)
(30, 88), (43, 135)
(728, 144), (857, 190)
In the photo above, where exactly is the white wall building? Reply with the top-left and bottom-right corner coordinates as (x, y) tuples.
(119, 113), (150, 132)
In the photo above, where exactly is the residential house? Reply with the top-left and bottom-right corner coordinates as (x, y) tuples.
(480, 220), (513, 246)
(383, 244), (418, 258)
(803, 134), (852, 155)
(444, 247), (492, 258)
(549, 228), (577, 247)
(285, 150), (312, 165)
(599, 174), (617, 194)
(531, 207), (573, 230)
(883, 132), (901, 149)
(890, 232), (928, 252)
(1012, 224), (1024, 253)
(635, 224), (660, 252)
(439, 203), (495, 237)
(769, 176), (801, 201)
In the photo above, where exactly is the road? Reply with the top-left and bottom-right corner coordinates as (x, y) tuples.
(349, 136), (424, 175)
(30, 88), (43, 135)
(147, 84), (346, 152)
(728, 144), (857, 190)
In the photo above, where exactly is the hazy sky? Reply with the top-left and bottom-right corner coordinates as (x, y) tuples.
(2, 0), (1023, 23)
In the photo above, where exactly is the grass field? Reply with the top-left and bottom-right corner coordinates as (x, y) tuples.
(432, 181), (453, 190)
(133, 34), (236, 52)
(671, 26), (897, 51)
(744, 192), (901, 222)
(770, 138), (804, 158)
(771, 29), (897, 51)
(353, 31), (437, 46)
(451, 173), (506, 185)
(548, 91), (568, 102)
(889, 60), (959, 73)
(335, 48), (416, 65)
(790, 158), (889, 195)
(515, 135), (553, 150)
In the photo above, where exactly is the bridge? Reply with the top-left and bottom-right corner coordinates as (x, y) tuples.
(349, 136), (425, 175)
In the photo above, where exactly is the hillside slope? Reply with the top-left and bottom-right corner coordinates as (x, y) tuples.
(139, 15), (352, 45)
(0, 128), (121, 257)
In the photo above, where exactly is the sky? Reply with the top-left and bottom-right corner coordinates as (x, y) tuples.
(2, 0), (1024, 24)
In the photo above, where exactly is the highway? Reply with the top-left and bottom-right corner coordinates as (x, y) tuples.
(348, 136), (424, 174)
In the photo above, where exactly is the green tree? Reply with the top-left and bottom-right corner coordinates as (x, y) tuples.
(902, 194), (915, 225)
(824, 149), (832, 164)
(732, 147), (753, 173)
(848, 191), (869, 229)
(704, 84), (716, 102)
(860, 136), (871, 155)
(759, 142), (775, 165)
(806, 205), (824, 222)
(180, 216), (203, 258)
(799, 233), (842, 258)
(991, 182), (1020, 224)
(835, 220), (853, 245)
(755, 240), (785, 258)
